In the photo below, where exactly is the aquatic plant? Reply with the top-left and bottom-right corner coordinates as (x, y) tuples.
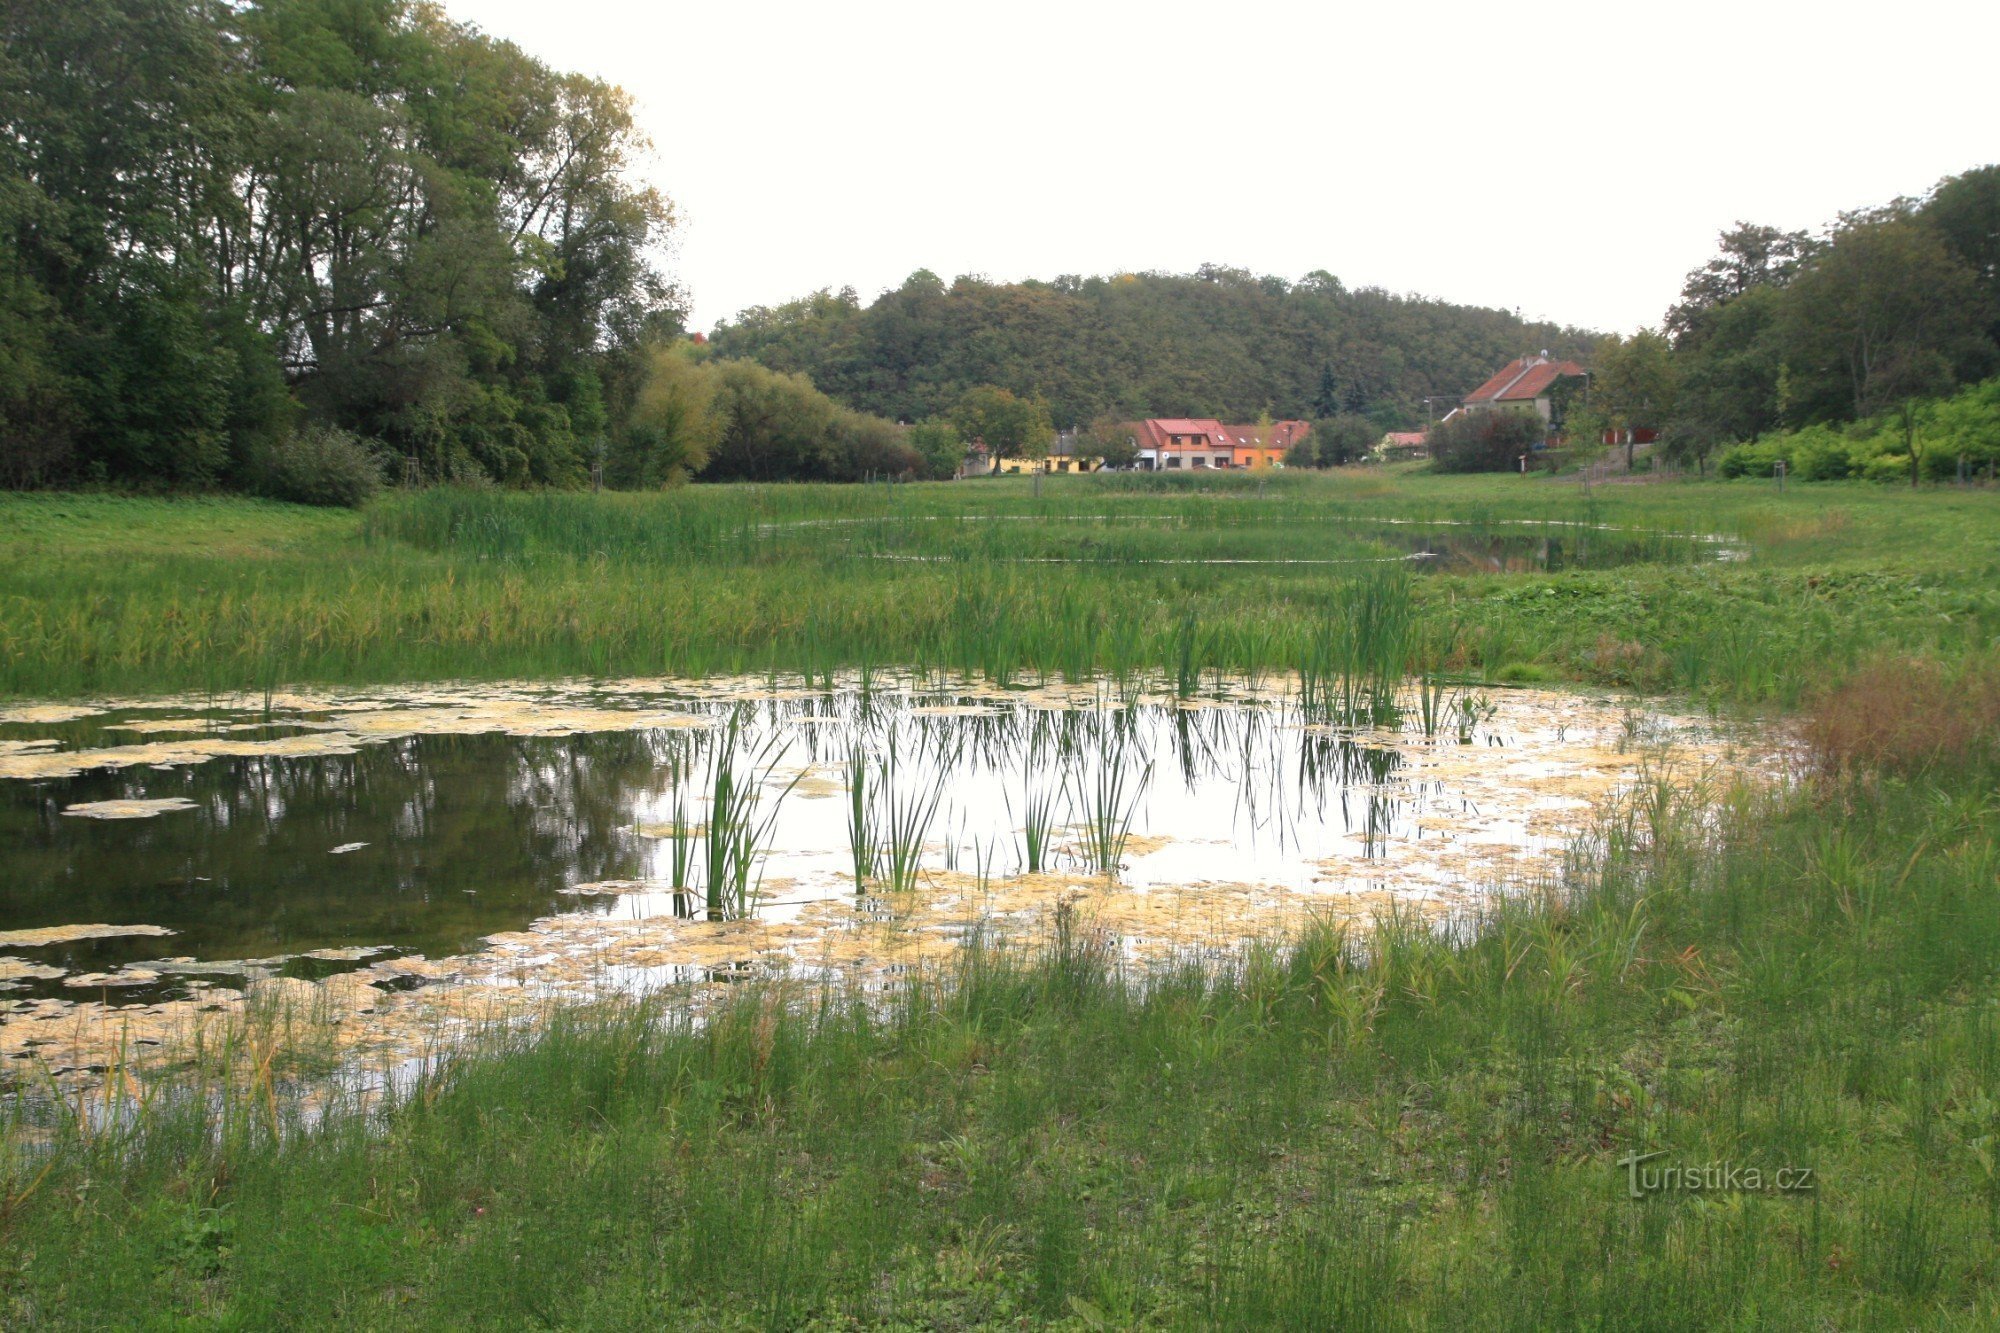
(700, 717), (800, 919)
(1068, 735), (1153, 878)
(665, 753), (698, 897)
(844, 747), (876, 890)
(1014, 777), (1060, 875)
(875, 746), (945, 894)
(1299, 568), (1416, 727)
(1414, 668), (1453, 739)
(1172, 611), (1201, 699)
(1454, 692), (1496, 745)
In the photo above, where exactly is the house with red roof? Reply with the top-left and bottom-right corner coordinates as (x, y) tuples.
(1462, 353), (1589, 433)
(1123, 418), (1309, 470)
(1377, 430), (1430, 461)
(1224, 419), (1309, 469)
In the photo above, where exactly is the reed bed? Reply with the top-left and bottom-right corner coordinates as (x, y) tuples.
(4, 478), (1995, 708)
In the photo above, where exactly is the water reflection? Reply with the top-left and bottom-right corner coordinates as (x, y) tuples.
(0, 732), (661, 990)
(1, 678), (1745, 1013)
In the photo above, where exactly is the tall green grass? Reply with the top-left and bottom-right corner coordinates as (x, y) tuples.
(3, 480), (1994, 707)
(6, 739), (2000, 1326)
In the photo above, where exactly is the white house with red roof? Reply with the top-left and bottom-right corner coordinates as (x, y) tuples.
(1462, 353), (1588, 427)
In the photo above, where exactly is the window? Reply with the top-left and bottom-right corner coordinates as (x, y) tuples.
(1167, 457), (1181, 469)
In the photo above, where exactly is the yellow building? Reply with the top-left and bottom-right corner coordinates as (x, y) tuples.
(995, 451), (1103, 474)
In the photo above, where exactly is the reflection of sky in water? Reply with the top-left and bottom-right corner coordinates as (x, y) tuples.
(620, 704), (1515, 911)
(0, 678), (1759, 1012)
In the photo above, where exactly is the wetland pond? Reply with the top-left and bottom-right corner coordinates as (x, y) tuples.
(0, 675), (1778, 1088)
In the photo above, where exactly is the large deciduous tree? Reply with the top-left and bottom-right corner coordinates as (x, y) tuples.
(1590, 330), (1678, 465)
(1922, 165), (2000, 347)
(1306, 414), (1377, 467)
(949, 385), (1052, 463)
(1665, 223), (1814, 347)
(0, 0), (681, 491)
(1777, 217), (1989, 422)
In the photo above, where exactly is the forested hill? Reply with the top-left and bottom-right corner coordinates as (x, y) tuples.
(707, 267), (1599, 428)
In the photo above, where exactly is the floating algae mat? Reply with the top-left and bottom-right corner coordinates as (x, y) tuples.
(0, 675), (1779, 1087)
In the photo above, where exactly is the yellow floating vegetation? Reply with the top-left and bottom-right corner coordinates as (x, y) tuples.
(0, 923), (175, 947)
(0, 959), (67, 983)
(60, 798), (200, 820)
(0, 704), (103, 725)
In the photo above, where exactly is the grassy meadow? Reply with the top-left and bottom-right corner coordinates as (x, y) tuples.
(1, 469), (1995, 705)
(3, 470), (2000, 1327)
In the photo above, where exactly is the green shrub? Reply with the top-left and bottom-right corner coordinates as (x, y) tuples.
(1716, 377), (2000, 484)
(1788, 424), (1855, 480)
(1428, 410), (1546, 473)
(249, 425), (385, 507)
(1861, 452), (1911, 484)
(1717, 439), (1783, 478)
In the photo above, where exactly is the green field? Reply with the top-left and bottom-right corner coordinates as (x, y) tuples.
(4, 472), (2000, 1328)
(2, 470), (1995, 704)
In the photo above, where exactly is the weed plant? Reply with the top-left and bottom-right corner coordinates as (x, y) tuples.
(1068, 733), (1153, 878)
(874, 742), (945, 894)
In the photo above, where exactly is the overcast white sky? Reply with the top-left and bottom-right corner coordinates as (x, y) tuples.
(450, 0), (1997, 335)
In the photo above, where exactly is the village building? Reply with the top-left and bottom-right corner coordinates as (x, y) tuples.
(1227, 420), (1308, 469)
(1124, 418), (1309, 470)
(1377, 430), (1430, 461)
(1600, 425), (1659, 449)
(994, 450), (1103, 474)
(1462, 353), (1589, 428)
(955, 441), (993, 478)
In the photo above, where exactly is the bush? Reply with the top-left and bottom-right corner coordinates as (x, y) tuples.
(1427, 410), (1546, 473)
(1861, 453), (1911, 484)
(1788, 425), (1855, 480)
(830, 408), (922, 480)
(1717, 439), (1783, 478)
(1712, 377), (2000, 484)
(1805, 655), (2000, 777)
(249, 425), (385, 507)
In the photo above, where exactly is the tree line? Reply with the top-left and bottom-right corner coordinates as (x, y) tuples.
(708, 267), (1598, 433)
(10, 3), (1988, 496)
(1573, 166), (1999, 476)
(0, 0), (689, 493)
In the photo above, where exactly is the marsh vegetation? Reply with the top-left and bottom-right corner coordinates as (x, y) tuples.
(0, 471), (1996, 1326)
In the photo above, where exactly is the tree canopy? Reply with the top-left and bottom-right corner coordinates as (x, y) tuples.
(709, 265), (1597, 430)
(1, 0), (679, 489)
(1660, 169), (1998, 466)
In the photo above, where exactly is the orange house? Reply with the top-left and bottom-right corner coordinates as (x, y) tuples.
(1125, 418), (1310, 470)
(1224, 420), (1309, 469)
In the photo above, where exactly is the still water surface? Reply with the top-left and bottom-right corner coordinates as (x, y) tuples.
(0, 676), (1769, 1081)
